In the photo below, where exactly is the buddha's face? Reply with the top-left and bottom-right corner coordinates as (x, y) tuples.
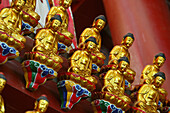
(118, 61), (129, 72)
(0, 78), (6, 93)
(51, 19), (61, 31)
(154, 56), (165, 68)
(14, 0), (25, 11)
(154, 76), (164, 88)
(86, 41), (97, 52)
(94, 19), (106, 31)
(37, 100), (49, 113)
(61, 0), (72, 9)
(123, 36), (134, 48)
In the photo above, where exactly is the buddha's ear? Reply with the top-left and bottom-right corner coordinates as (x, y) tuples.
(153, 58), (156, 64)
(34, 101), (38, 110)
(121, 38), (125, 45)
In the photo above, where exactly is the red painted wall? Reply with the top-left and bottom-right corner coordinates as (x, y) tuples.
(103, 0), (170, 98)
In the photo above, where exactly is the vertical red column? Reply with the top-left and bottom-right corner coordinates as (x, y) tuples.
(103, 0), (170, 97)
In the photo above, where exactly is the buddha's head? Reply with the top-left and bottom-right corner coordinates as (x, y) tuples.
(60, 0), (72, 9)
(153, 53), (166, 68)
(49, 14), (62, 31)
(92, 15), (106, 31)
(0, 73), (6, 93)
(84, 37), (97, 52)
(13, 0), (26, 11)
(153, 72), (165, 88)
(34, 95), (49, 113)
(117, 57), (129, 72)
(121, 33), (134, 49)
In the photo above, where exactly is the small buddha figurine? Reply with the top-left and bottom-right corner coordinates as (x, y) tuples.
(70, 37), (98, 84)
(140, 53), (166, 84)
(109, 33), (134, 65)
(22, 0), (40, 23)
(0, 72), (7, 113)
(25, 95), (49, 113)
(102, 57), (131, 104)
(79, 15), (106, 73)
(33, 14), (63, 63)
(79, 15), (106, 51)
(0, 0), (26, 43)
(136, 72), (166, 113)
(46, 0), (74, 49)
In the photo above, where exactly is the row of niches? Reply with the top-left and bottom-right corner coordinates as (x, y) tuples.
(0, 0), (169, 113)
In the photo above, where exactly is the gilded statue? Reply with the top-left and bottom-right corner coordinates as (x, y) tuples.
(0, 0), (26, 44)
(140, 53), (166, 84)
(135, 72), (166, 113)
(70, 37), (98, 84)
(0, 73), (7, 113)
(33, 14), (63, 63)
(46, 0), (73, 49)
(79, 15), (106, 51)
(25, 95), (49, 113)
(109, 33), (134, 65)
(79, 15), (106, 73)
(102, 57), (131, 104)
(21, 0), (40, 28)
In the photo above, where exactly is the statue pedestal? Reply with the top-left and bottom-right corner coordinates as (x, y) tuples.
(22, 60), (58, 91)
(92, 99), (125, 113)
(0, 31), (24, 65)
(91, 92), (131, 113)
(57, 72), (96, 110)
(22, 52), (62, 91)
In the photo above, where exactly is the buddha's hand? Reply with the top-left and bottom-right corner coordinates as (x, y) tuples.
(72, 67), (80, 74)
(138, 101), (146, 110)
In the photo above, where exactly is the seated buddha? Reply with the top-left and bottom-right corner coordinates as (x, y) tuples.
(102, 57), (131, 104)
(136, 72), (166, 113)
(46, 0), (73, 48)
(25, 95), (49, 113)
(79, 15), (106, 50)
(33, 14), (63, 63)
(140, 53), (166, 84)
(79, 15), (106, 72)
(109, 33), (135, 65)
(0, 73), (6, 113)
(22, 0), (40, 27)
(70, 37), (98, 84)
(0, 0), (26, 44)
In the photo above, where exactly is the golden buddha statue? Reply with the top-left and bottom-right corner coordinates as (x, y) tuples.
(0, 0), (26, 44)
(33, 14), (63, 63)
(69, 37), (98, 84)
(79, 15), (106, 50)
(22, 0), (40, 20)
(0, 73), (7, 113)
(25, 95), (49, 113)
(21, 0), (40, 27)
(102, 57), (131, 104)
(109, 33), (134, 65)
(46, 0), (73, 49)
(79, 15), (106, 73)
(136, 72), (166, 113)
(140, 53), (166, 84)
